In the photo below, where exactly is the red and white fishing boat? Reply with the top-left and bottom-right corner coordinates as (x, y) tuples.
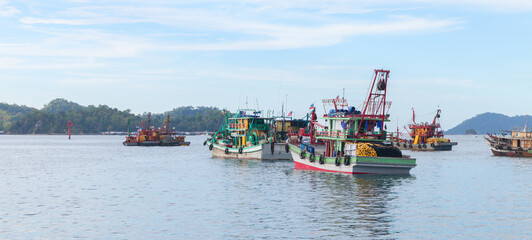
(287, 69), (416, 174)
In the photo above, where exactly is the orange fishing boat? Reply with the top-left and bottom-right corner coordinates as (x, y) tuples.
(123, 114), (190, 146)
(393, 109), (457, 151)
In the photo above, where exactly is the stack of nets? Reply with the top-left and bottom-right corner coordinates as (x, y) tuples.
(427, 138), (450, 144)
(356, 142), (402, 158)
(356, 143), (377, 157)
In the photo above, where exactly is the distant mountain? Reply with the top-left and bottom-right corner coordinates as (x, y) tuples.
(446, 112), (530, 135)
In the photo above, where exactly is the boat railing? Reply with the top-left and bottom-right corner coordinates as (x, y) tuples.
(316, 130), (390, 140)
(409, 132), (444, 138)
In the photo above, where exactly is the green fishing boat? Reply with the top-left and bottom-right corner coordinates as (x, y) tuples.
(287, 69), (416, 174)
(205, 109), (307, 160)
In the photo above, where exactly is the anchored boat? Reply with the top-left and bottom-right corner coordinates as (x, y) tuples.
(393, 109), (457, 151)
(123, 114), (190, 146)
(287, 69), (416, 174)
(205, 109), (308, 160)
(485, 119), (532, 157)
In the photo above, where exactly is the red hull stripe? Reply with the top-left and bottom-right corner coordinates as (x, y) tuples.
(293, 161), (374, 174)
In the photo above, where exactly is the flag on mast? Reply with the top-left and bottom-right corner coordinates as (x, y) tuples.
(287, 111), (292, 117)
(309, 103), (315, 109)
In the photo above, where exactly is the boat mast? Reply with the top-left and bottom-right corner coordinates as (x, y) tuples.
(432, 109), (441, 125)
(165, 115), (170, 134)
(525, 115), (529, 132)
(356, 69), (390, 137)
(412, 107), (416, 124)
(147, 113), (151, 129)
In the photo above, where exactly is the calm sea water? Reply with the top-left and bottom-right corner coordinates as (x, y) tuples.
(1, 135), (531, 239)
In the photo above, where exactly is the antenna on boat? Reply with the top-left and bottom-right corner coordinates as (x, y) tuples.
(342, 88), (345, 100)
(281, 102), (284, 117)
(285, 94), (288, 117)
(525, 115), (529, 132)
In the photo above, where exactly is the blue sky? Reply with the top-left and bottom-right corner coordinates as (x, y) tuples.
(1, 0), (531, 130)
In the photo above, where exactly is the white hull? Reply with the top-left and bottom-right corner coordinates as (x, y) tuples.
(209, 142), (292, 160)
(288, 144), (415, 174)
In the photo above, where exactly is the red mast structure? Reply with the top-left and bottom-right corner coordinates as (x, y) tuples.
(356, 69), (391, 137)
(408, 108), (444, 144)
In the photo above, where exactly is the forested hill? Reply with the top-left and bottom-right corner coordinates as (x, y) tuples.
(446, 113), (530, 135)
(0, 98), (224, 134)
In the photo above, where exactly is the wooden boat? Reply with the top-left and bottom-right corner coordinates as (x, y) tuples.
(287, 69), (416, 174)
(485, 120), (532, 157)
(393, 109), (457, 151)
(123, 114), (190, 146)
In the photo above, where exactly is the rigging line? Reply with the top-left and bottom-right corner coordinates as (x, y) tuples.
(358, 73), (373, 110)
(417, 110), (437, 117)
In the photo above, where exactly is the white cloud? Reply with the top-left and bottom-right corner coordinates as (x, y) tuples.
(397, 77), (483, 89)
(0, 57), (106, 70)
(0, 0), (19, 17)
(0, 29), (153, 58)
(418, 0), (532, 11)
(5, 2), (462, 60)
(58, 77), (126, 85)
(162, 16), (460, 51)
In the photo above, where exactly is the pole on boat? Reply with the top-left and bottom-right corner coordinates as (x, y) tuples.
(127, 118), (131, 137)
(67, 120), (72, 140)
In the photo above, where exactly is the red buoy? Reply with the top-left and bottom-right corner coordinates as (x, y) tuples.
(67, 120), (72, 139)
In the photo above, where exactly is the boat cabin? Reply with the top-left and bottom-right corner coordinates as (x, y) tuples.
(511, 129), (532, 149)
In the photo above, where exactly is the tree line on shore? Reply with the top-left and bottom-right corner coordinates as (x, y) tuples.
(0, 98), (225, 134)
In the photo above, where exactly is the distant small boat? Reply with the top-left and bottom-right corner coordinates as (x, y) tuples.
(485, 119), (532, 157)
(393, 109), (457, 151)
(123, 114), (190, 147)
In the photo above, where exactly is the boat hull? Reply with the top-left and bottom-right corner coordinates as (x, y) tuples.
(138, 141), (162, 146)
(490, 148), (532, 157)
(484, 138), (532, 157)
(288, 144), (415, 175)
(160, 141), (190, 146)
(123, 140), (190, 146)
(393, 141), (457, 151)
(123, 142), (139, 146)
(209, 142), (292, 160)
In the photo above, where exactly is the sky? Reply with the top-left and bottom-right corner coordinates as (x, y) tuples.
(1, 0), (531, 130)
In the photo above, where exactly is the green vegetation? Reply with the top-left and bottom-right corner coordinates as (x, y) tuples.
(0, 98), (224, 134)
(0, 102), (35, 131)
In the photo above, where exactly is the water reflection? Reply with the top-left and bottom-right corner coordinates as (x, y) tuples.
(304, 172), (414, 238)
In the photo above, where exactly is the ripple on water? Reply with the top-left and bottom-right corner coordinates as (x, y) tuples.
(0, 135), (531, 239)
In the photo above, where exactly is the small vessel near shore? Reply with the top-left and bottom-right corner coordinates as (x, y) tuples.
(205, 109), (307, 160)
(287, 69), (416, 174)
(393, 109), (457, 151)
(123, 114), (190, 146)
(485, 119), (532, 157)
